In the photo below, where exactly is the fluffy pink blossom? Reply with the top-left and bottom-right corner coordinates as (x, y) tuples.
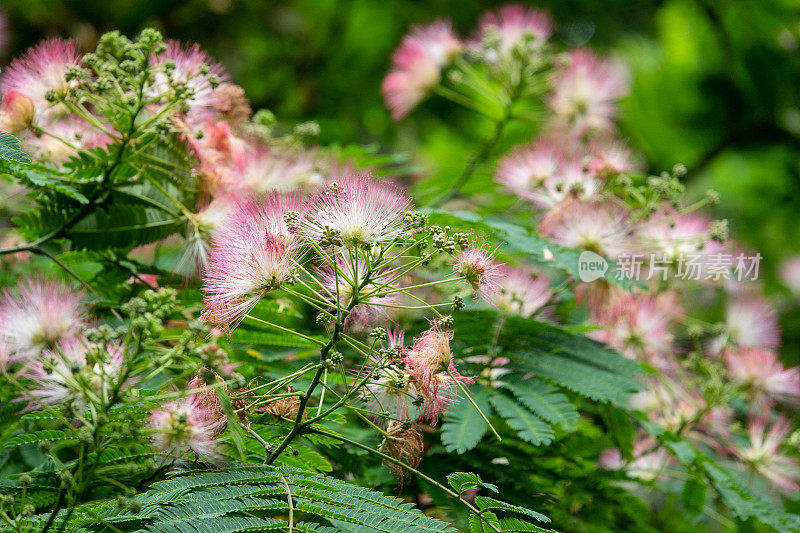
(0, 279), (86, 362)
(724, 295), (780, 350)
(298, 177), (412, 246)
(223, 146), (321, 196)
(402, 325), (473, 424)
(453, 242), (503, 302)
(382, 21), (462, 120)
(18, 338), (127, 411)
(724, 347), (800, 405)
(495, 140), (600, 208)
(636, 210), (723, 261)
(599, 438), (670, 482)
(588, 140), (636, 178)
(489, 263), (552, 317)
(148, 375), (227, 459)
(0, 38), (81, 124)
(630, 377), (705, 432)
(548, 48), (628, 134)
(589, 293), (675, 366)
(474, 4), (553, 55)
(539, 198), (632, 257)
(735, 414), (800, 493)
(201, 194), (300, 333)
(186, 120), (248, 191)
(151, 41), (229, 129)
(179, 192), (242, 275)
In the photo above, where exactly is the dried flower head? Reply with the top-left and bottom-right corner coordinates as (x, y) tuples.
(378, 421), (424, 484)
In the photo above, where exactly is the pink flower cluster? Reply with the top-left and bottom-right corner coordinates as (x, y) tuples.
(148, 374), (227, 459)
(365, 325), (473, 425)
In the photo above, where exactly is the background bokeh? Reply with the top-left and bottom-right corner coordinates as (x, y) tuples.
(3, 0), (800, 353)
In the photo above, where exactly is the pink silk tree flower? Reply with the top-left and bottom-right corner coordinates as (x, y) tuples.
(19, 117), (113, 165)
(489, 263), (552, 317)
(724, 295), (780, 350)
(453, 241), (504, 302)
(402, 325), (473, 424)
(201, 193), (300, 333)
(150, 40), (229, 130)
(635, 210), (724, 262)
(382, 20), (462, 120)
(18, 338), (128, 412)
(495, 140), (600, 209)
(735, 414), (800, 494)
(148, 375), (227, 460)
(724, 347), (800, 406)
(298, 177), (412, 246)
(587, 140), (636, 179)
(0, 38), (81, 125)
(539, 198), (632, 258)
(222, 146), (321, 197)
(588, 293), (676, 366)
(0, 279), (86, 362)
(548, 48), (629, 135)
(472, 4), (553, 60)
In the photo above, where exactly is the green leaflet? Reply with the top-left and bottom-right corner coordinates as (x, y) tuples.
(489, 394), (554, 446)
(48, 464), (459, 532)
(447, 471), (499, 494)
(441, 386), (491, 453)
(0, 159), (89, 203)
(0, 131), (31, 163)
(67, 205), (183, 250)
(503, 378), (579, 428)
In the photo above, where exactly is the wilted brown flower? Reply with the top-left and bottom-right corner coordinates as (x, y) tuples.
(378, 421), (424, 486)
(213, 83), (252, 128)
(260, 385), (302, 420)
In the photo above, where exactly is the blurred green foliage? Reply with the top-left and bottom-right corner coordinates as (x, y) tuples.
(3, 0), (800, 343)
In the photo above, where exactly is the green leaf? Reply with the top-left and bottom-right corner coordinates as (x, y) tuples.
(490, 394), (554, 446)
(441, 386), (491, 453)
(71, 464), (458, 532)
(681, 477), (707, 517)
(4, 430), (71, 448)
(446, 471), (499, 494)
(474, 496), (551, 523)
(0, 159), (89, 203)
(0, 132), (31, 163)
(504, 379), (578, 428)
(67, 205), (183, 250)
